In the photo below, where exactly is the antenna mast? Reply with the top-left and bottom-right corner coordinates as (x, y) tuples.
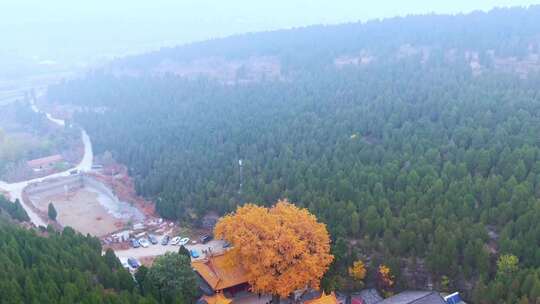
(238, 159), (243, 194)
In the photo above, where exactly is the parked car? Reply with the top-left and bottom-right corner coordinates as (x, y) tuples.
(170, 236), (181, 245)
(131, 238), (140, 248)
(200, 234), (213, 244)
(138, 238), (150, 248)
(148, 234), (158, 245)
(179, 237), (190, 246)
(190, 250), (200, 258)
(127, 257), (140, 268)
(161, 235), (170, 245)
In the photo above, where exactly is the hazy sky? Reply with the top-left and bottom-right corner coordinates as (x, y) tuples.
(1, 0), (539, 63)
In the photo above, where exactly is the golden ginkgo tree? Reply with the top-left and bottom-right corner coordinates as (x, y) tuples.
(349, 260), (367, 282)
(214, 200), (334, 300)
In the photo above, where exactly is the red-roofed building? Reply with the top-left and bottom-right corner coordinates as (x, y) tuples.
(27, 154), (63, 171)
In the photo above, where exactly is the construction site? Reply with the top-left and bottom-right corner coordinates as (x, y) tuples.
(23, 173), (146, 237)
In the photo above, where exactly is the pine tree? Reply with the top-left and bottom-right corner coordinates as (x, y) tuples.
(135, 266), (149, 295)
(178, 245), (190, 258)
(104, 248), (121, 269)
(529, 278), (540, 302)
(48, 202), (57, 221)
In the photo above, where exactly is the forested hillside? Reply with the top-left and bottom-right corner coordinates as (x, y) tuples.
(48, 6), (540, 303)
(111, 6), (540, 74)
(0, 219), (156, 304)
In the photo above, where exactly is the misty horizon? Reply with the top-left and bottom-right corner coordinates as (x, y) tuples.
(2, 0), (539, 65)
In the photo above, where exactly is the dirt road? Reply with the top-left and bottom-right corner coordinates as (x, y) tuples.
(0, 101), (93, 226)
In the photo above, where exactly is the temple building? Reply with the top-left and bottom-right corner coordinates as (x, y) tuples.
(192, 252), (339, 304)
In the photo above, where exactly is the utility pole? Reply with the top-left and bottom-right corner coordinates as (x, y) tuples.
(238, 159), (243, 194)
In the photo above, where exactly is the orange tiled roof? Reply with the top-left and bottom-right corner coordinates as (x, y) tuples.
(201, 293), (233, 304)
(192, 252), (249, 291)
(304, 292), (339, 304)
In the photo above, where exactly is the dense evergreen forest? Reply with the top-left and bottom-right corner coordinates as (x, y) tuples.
(0, 194), (201, 304)
(0, 218), (159, 303)
(48, 7), (540, 303)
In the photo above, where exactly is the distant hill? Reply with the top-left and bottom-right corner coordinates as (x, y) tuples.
(108, 6), (540, 80)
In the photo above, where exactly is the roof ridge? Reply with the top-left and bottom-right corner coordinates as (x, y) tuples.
(410, 291), (438, 304)
(207, 255), (226, 289)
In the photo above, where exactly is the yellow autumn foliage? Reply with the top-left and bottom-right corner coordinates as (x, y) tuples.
(377, 264), (394, 289)
(348, 260), (367, 281)
(214, 200), (334, 298)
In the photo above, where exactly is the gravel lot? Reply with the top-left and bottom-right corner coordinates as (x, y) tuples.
(34, 189), (121, 236)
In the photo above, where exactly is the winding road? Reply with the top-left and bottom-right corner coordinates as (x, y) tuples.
(0, 102), (93, 226)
